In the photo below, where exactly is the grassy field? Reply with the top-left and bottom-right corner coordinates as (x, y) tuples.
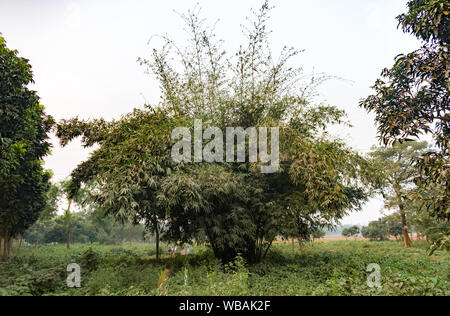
(0, 241), (448, 296)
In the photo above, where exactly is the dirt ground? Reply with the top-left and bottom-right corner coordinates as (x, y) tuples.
(316, 235), (423, 242)
(275, 234), (423, 243)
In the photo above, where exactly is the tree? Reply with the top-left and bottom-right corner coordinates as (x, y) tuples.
(405, 186), (450, 251)
(23, 210), (146, 245)
(57, 109), (185, 260)
(33, 182), (61, 247)
(341, 228), (351, 239)
(383, 214), (403, 240)
(312, 229), (326, 241)
(0, 34), (54, 260)
(410, 209), (450, 245)
(31, 179), (95, 249)
(360, 0), (449, 249)
(369, 141), (429, 247)
(58, 180), (90, 249)
(342, 226), (360, 239)
(56, 2), (376, 263)
(361, 220), (390, 241)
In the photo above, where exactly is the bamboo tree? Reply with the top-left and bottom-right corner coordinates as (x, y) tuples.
(56, 1), (377, 263)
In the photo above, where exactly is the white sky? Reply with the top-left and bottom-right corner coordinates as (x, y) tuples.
(0, 0), (422, 225)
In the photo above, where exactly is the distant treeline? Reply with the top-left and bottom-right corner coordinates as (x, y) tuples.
(23, 212), (146, 246)
(361, 213), (450, 244)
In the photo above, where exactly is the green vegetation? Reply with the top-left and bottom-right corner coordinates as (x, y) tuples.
(362, 214), (450, 243)
(0, 34), (54, 261)
(362, 220), (391, 241)
(0, 0), (448, 297)
(23, 211), (146, 246)
(361, 0), (449, 250)
(369, 141), (430, 247)
(0, 241), (448, 296)
(54, 2), (377, 264)
(342, 226), (360, 239)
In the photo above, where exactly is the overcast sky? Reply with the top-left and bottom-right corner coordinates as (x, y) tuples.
(0, 0), (422, 225)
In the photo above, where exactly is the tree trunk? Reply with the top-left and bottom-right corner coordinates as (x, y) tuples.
(291, 238), (295, 252)
(298, 238), (303, 250)
(400, 207), (412, 248)
(36, 237), (40, 248)
(2, 235), (10, 262)
(2, 239), (6, 262)
(394, 183), (412, 248)
(8, 238), (13, 257)
(67, 222), (72, 250)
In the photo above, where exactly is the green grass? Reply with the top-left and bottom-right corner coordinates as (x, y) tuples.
(0, 241), (448, 296)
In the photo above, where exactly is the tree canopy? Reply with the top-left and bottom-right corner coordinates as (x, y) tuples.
(342, 226), (360, 239)
(56, 2), (377, 263)
(0, 34), (54, 260)
(369, 141), (429, 247)
(361, 220), (390, 242)
(360, 0), (449, 222)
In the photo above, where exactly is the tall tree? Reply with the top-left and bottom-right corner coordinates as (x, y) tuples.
(370, 141), (429, 247)
(57, 2), (376, 263)
(360, 0), (449, 247)
(0, 34), (54, 260)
